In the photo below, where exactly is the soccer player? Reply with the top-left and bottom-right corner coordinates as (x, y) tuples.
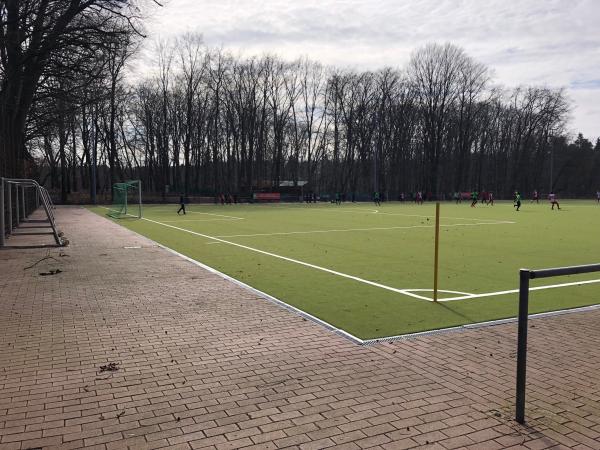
(374, 191), (381, 206)
(470, 190), (478, 207)
(532, 189), (539, 203)
(488, 192), (494, 206)
(514, 191), (522, 211)
(453, 191), (460, 204)
(549, 192), (561, 210)
(416, 191), (423, 205)
(177, 194), (186, 215)
(335, 192), (341, 205)
(596, 190), (600, 203)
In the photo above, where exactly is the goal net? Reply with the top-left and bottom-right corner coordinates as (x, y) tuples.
(107, 180), (142, 219)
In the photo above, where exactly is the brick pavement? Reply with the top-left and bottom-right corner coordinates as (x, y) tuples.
(1, 206), (600, 450)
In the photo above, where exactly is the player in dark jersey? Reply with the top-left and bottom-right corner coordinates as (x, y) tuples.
(514, 191), (522, 211)
(549, 192), (560, 210)
(470, 191), (478, 207)
(177, 194), (186, 215)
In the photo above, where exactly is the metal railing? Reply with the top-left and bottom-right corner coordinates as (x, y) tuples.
(1, 178), (63, 246)
(516, 263), (600, 424)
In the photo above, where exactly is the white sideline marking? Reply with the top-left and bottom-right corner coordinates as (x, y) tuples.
(145, 240), (366, 345)
(138, 216), (432, 301)
(216, 221), (515, 238)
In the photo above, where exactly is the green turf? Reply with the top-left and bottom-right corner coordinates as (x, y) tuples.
(89, 200), (600, 339)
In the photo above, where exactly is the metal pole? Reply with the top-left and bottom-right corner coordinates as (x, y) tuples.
(549, 144), (553, 193)
(433, 202), (440, 302)
(138, 180), (142, 219)
(21, 185), (26, 220)
(7, 181), (12, 234)
(515, 269), (530, 424)
(15, 183), (20, 227)
(0, 178), (5, 247)
(91, 142), (97, 205)
(373, 147), (378, 195)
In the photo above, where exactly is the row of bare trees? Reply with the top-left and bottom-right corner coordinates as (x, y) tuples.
(0, 1), (163, 185)
(6, 21), (599, 200)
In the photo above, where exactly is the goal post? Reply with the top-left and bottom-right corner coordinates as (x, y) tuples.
(107, 180), (142, 219)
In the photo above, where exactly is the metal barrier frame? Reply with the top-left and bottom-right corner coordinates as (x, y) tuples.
(516, 263), (600, 424)
(0, 178), (62, 246)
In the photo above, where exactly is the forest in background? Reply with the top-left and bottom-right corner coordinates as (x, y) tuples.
(2, 2), (600, 203)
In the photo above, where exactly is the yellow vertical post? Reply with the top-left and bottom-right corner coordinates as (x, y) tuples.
(433, 202), (440, 302)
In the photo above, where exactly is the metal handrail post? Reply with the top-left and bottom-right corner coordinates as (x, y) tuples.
(21, 185), (26, 220)
(0, 178), (4, 247)
(7, 180), (12, 234)
(15, 183), (20, 227)
(515, 262), (600, 425)
(515, 269), (530, 424)
(139, 180), (143, 218)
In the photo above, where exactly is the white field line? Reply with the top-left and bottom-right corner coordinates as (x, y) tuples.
(436, 278), (600, 302)
(137, 216), (432, 301)
(96, 207), (600, 345)
(186, 211), (244, 220)
(372, 210), (514, 223)
(162, 218), (243, 223)
(215, 221), (515, 238)
(99, 206), (597, 304)
(147, 209), (245, 220)
(316, 207), (515, 223)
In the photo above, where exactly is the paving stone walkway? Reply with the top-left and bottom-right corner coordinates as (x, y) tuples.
(1, 207), (600, 450)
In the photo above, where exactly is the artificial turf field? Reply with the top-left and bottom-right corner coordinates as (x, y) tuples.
(90, 200), (600, 340)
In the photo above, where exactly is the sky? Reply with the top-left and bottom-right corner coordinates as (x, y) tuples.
(141, 0), (600, 142)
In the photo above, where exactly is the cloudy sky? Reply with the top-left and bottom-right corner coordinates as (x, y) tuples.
(143, 0), (600, 141)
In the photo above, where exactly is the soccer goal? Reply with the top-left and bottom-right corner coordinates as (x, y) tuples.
(107, 180), (142, 219)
